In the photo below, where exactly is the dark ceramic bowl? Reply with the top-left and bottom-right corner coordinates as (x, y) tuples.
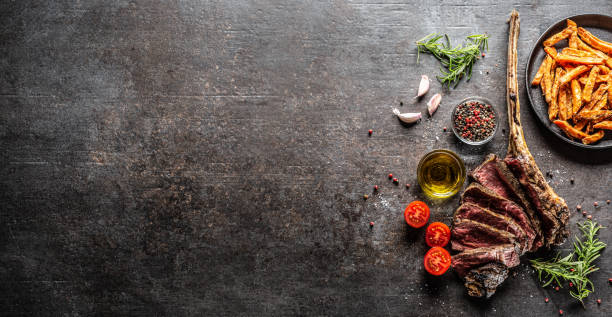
(525, 14), (612, 149)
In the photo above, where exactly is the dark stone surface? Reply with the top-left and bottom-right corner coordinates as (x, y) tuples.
(1, 1), (611, 316)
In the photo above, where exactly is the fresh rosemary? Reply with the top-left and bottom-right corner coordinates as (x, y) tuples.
(416, 33), (489, 87)
(530, 220), (606, 306)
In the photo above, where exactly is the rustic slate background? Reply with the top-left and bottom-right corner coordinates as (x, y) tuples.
(1, 0), (611, 316)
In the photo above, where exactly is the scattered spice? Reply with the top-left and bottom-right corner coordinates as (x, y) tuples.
(368, 129), (373, 136)
(453, 100), (496, 142)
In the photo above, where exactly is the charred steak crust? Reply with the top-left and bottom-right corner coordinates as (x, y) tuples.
(461, 182), (540, 251)
(464, 263), (509, 298)
(451, 218), (519, 252)
(451, 244), (520, 278)
(504, 157), (570, 246)
(453, 203), (530, 253)
(469, 154), (543, 249)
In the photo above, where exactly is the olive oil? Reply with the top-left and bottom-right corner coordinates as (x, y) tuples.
(417, 149), (466, 199)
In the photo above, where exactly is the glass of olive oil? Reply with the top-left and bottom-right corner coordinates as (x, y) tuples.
(417, 149), (466, 199)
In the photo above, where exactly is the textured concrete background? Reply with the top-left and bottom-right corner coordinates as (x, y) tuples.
(1, 0), (611, 316)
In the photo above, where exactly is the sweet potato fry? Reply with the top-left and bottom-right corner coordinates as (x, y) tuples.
(544, 26), (576, 47)
(532, 55), (552, 86)
(556, 54), (604, 65)
(574, 119), (587, 131)
(561, 48), (599, 58)
(549, 68), (564, 120)
(608, 80), (612, 105)
(599, 65), (610, 74)
(581, 83), (609, 112)
(578, 74), (609, 85)
(582, 66), (600, 103)
(544, 46), (558, 60)
(570, 79), (582, 116)
(575, 110), (612, 122)
(577, 27), (612, 54)
(593, 93), (608, 112)
(582, 130), (605, 144)
(553, 120), (588, 139)
(559, 65), (590, 85)
(558, 84), (569, 120)
(569, 31), (579, 49)
(567, 19), (577, 28)
(593, 120), (612, 130)
(543, 60), (556, 103)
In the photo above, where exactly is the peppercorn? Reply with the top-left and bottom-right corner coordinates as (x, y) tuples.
(555, 286), (559, 291)
(388, 173), (393, 179)
(570, 178), (574, 184)
(406, 183), (410, 189)
(577, 204), (582, 210)
(400, 101), (403, 106)
(569, 282), (574, 287)
(597, 299), (602, 304)
(582, 211), (587, 216)
(369, 221), (374, 227)
(393, 178), (398, 184)
(594, 201), (598, 207)
(607, 200), (611, 204)
(570, 268), (574, 272)
(443, 127), (447, 132)
(363, 194), (369, 200)
(368, 129), (373, 136)
(545, 298), (549, 303)
(559, 309), (563, 315)
(608, 278), (612, 283)
(482, 52), (486, 57)
(587, 215), (592, 220)
(374, 185), (378, 191)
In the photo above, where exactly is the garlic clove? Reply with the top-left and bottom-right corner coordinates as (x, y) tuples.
(416, 75), (430, 98)
(427, 93), (442, 116)
(393, 108), (422, 123)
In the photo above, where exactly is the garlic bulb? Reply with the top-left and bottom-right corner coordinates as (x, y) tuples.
(393, 108), (422, 123)
(427, 93), (442, 116)
(416, 75), (430, 98)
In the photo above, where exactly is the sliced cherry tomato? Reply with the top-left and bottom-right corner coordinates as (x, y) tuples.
(425, 222), (451, 247)
(424, 246), (451, 276)
(404, 201), (430, 228)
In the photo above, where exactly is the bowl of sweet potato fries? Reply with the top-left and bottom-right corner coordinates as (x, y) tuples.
(526, 14), (612, 148)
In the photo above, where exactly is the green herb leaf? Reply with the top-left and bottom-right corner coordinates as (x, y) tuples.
(530, 220), (606, 306)
(416, 33), (488, 88)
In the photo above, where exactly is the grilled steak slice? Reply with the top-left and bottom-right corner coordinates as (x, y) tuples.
(464, 262), (509, 298)
(451, 244), (520, 277)
(454, 203), (530, 253)
(461, 183), (539, 251)
(469, 154), (542, 249)
(504, 10), (569, 246)
(504, 157), (569, 246)
(451, 218), (519, 252)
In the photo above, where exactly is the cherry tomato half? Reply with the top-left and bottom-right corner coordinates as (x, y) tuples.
(424, 246), (451, 276)
(404, 201), (430, 228)
(425, 222), (451, 247)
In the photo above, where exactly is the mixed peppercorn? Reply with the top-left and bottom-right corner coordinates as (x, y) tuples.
(453, 100), (496, 142)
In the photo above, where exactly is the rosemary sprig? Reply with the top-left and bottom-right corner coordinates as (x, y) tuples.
(416, 33), (489, 87)
(530, 220), (606, 306)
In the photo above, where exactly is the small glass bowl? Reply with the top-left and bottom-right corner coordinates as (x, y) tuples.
(417, 149), (466, 199)
(451, 97), (498, 146)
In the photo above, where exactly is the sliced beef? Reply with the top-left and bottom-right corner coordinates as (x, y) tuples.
(464, 262), (509, 298)
(462, 183), (540, 251)
(451, 218), (519, 252)
(504, 156), (569, 246)
(451, 244), (520, 277)
(454, 203), (530, 253)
